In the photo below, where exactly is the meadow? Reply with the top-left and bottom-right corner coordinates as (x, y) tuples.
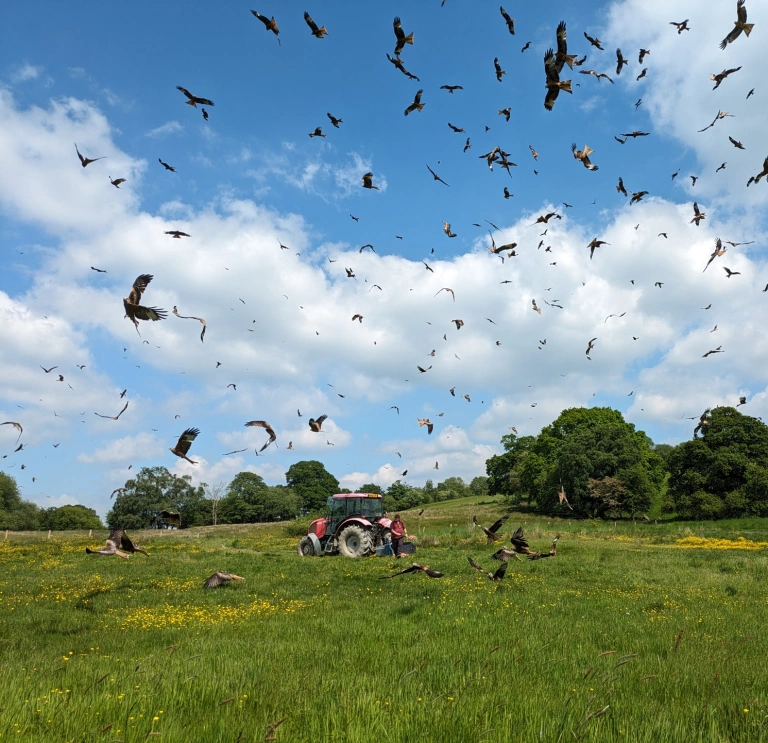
(1, 498), (768, 743)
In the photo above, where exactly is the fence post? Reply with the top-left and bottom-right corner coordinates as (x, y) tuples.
(48, 530), (51, 540)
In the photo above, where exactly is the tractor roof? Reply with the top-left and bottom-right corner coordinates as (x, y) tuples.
(331, 492), (381, 499)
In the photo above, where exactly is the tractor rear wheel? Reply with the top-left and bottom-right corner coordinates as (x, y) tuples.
(338, 524), (373, 558)
(297, 536), (316, 557)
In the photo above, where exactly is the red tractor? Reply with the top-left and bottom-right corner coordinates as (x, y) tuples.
(297, 493), (392, 558)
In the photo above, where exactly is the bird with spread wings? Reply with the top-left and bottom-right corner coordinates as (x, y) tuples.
(176, 86), (214, 108)
(170, 427), (200, 464)
(720, 0), (754, 49)
(473, 514), (509, 543)
(245, 420), (277, 452)
(123, 274), (167, 333)
(380, 563), (443, 579)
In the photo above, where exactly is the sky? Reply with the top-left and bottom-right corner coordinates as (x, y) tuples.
(1, 0), (766, 519)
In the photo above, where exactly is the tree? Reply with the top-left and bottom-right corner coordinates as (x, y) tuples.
(106, 466), (209, 529)
(668, 406), (768, 518)
(285, 460), (339, 513)
(436, 476), (468, 501)
(357, 483), (384, 495)
(205, 481), (227, 526)
(486, 408), (666, 518)
(469, 476), (489, 498)
(385, 480), (423, 511)
(0, 472), (40, 530)
(217, 473), (300, 523)
(41, 505), (103, 530)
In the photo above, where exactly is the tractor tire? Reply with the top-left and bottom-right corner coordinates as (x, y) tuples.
(297, 536), (316, 557)
(337, 524), (373, 558)
(374, 527), (391, 549)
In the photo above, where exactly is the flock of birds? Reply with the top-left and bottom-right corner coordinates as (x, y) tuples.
(2, 2), (765, 499)
(85, 518), (558, 586)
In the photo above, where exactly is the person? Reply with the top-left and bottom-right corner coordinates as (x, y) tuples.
(390, 514), (407, 558)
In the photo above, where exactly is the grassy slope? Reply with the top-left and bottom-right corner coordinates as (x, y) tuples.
(2, 499), (768, 742)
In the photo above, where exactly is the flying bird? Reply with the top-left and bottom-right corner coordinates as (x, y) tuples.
(250, 10), (280, 43)
(74, 143), (105, 168)
(442, 221), (457, 237)
(386, 53), (419, 80)
(544, 48), (572, 110)
(441, 85), (463, 93)
(303, 11), (328, 38)
(670, 19), (690, 34)
(308, 415), (327, 432)
(327, 113), (343, 128)
(452, 318), (464, 329)
(110, 488), (126, 499)
(494, 57), (506, 82)
(204, 572), (244, 589)
(528, 534), (560, 560)
(557, 486), (574, 511)
(123, 274), (167, 332)
(720, 0), (754, 49)
(172, 306), (207, 342)
(170, 427), (200, 464)
(572, 143), (599, 170)
(723, 267), (741, 278)
(176, 86), (214, 108)
(468, 556), (508, 581)
(361, 172), (379, 190)
(583, 32), (604, 49)
(404, 89), (425, 116)
(158, 158), (176, 171)
(417, 418), (434, 434)
(472, 515), (509, 543)
(630, 190), (648, 204)
(500, 7), (515, 34)
(393, 16), (414, 56)
(94, 401), (129, 421)
(615, 48), (628, 75)
(711, 67), (742, 89)
(245, 420), (277, 452)
(703, 238), (727, 272)
(380, 563), (443, 579)
(86, 528), (129, 559)
(702, 346), (723, 358)
(616, 177), (627, 196)
(1, 421), (23, 441)
(434, 287), (455, 301)
(427, 164), (450, 186)
(586, 337), (597, 360)
(109, 176), (126, 188)
(165, 230), (190, 238)
(308, 127), (326, 138)
(639, 49), (650, 63)
(587, 238), (609, 259)
(691, 202), (706, 226)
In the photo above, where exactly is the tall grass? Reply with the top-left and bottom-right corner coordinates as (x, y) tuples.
(1, 504), (767, 741)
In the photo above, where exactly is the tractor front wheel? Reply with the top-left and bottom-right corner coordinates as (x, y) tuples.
(338, 524), (373, 558)
(297, 536), (316, 557)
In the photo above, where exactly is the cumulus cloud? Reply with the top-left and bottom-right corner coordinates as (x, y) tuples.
(145, 121), (183, 138)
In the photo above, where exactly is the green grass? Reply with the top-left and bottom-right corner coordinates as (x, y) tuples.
(2, 502), (768, 742)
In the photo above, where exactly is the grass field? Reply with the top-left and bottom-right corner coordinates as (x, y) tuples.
(2, 498), (768, 742)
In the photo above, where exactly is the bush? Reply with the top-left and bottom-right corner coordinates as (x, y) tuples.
(283, 518), (313, 537)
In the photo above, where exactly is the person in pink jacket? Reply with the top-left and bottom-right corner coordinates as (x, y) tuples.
(390, 514), (407, 558)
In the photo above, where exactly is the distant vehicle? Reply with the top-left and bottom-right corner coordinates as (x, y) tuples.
(297, 493), (392, 558)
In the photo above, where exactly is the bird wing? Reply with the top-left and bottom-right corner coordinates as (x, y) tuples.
(304, 12), (319, 32)
(120, 532), (137, 552)
(105, 527), (125, 551)
(127, 302), (167, 322)
(492, 561), (509, 580)
(393, 16), (405, 40)
(204, 572), (225, 589)
(176, 86), (195, 101)
(424, 568), (444, 578)
(488, 515), (510, 534)
(174, 427), (199, 456)
(467, 556), (486, 574)
(129, 274), (153, 304)
(381, 564), (421, 579)
(555, 21), (568, 72)
(510, 527), (529, 549)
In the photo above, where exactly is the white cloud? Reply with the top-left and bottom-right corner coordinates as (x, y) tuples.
(145, 121), (183, 138)
(78, 432), (164, 465)
(10, 63), (43, 83)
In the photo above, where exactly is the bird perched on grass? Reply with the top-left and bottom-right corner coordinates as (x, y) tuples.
(86, 527), (130, 559)
(204, 572), (244, 589)
(170, 427), (200, 464)
(468, 556), (508, 580)
(380, 563), (443, 579)
(473, 514), (509, 542)
(123, 274), (167, 333)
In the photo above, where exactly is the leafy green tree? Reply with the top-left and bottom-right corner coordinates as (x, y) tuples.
(357, 483), (384, 495)
(486, 434), (541, 505)
(106, 466), (209, 529)
(0, 472), (40, 530)
(667, 406), (768, 518)
(285, 460), (339, 513)
(218, 473), (300, 523)
(385, 480), (423, 511)
(41, 505), (103, 530)
(469, 476), (489, 498)
(436, 476), (468, 501)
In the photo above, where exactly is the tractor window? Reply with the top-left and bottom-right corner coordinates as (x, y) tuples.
(358, 498), (384, 518)
(327, 498), (345, 520)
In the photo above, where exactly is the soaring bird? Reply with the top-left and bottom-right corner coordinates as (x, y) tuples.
(554, 21), (576, 70)
(109, 176), (126, 188)
(749, 156), (768, 184)
(468, 556), (508, 580)
(308, 415), (327, 432)
(172, 306), (207, 342)
(500, 6), (515, 35)
(393, 16), (414, 55)
(670, 19), (690, 34)
(404, 89), (425, 116)
(579, 69), (614, 83)
(586, 337), (597, 360)
(723, 267), (741, 278)
(245, 420), (277, 452)
(572, 143), (599, 170)
(630, 190), (648, 205)
(109, 488), (126, 499)
(442, 221), (457, 237)
(159, 158), (176, 172)
(583, 32), (604, 49)
(362, 172), (379, 190)
(170, 427), (200, 464)
(616, 177), (628, 196)
(176, 86), (214, 108)
(123, 274), (167, 332)
(1, 421), (23, 442)
(427, 164), (450, 186)
(304, 11), (328, 38)
(720, 0), (754, 49)
(498, 107), (511, 122)
(544, 48), (572, 110)
(452, 318), (464, 329)
(327, 113), (343, 128)
(472, 514), (509, 543)
(639, 48), (650, 63)
(694, 409), (712, 435)
(74, 143), (105, 168)
(204, 572), (244, 589)
(615, 48), (628, 75)
(702, 346), (723, 358)
(94, 401), (129, 421)
(250, 10), (280, 43)
(417, 418), (434, 434)
(441, 85), (463, 93)
(729, 136), (745, 150)
(494, 57), (506, 82)
(710, 67), (742, 89)
(308, 127), (326, 138)
(691, 202), (706, 226)
(386, 53), (419, 80)
(86, 528), (129, 559)
(165, 230), (190, 238)
(380, 563), (443, 579)
(587, 238), (609, 259)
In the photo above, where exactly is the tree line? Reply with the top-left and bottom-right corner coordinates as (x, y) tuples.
(4, 405), (766, 529)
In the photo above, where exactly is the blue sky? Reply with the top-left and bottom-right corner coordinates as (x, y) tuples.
(1, 0), (766, 517)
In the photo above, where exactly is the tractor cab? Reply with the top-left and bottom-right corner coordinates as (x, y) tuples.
(298, 493), (392, 558)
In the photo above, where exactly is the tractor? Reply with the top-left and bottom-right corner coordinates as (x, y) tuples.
(297, 493), (392, 558)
